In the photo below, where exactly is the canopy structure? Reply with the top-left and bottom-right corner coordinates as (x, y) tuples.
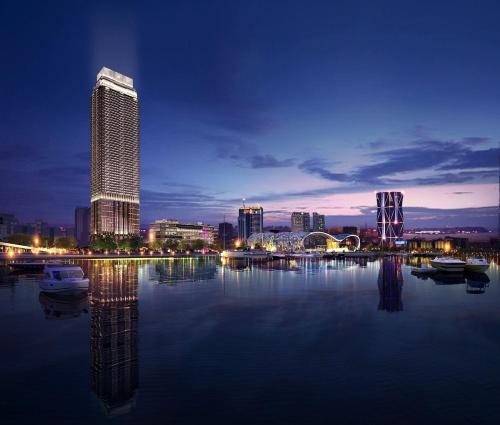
(247, 231), (360, 252)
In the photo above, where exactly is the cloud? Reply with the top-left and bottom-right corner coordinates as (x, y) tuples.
(299, 139), (499, 188)
(461, 137), (491, 145)
(451, 191), (473, 195)
(250, 155), (295, 169)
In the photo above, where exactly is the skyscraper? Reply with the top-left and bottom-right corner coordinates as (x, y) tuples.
(91, 67), (140, 238)
(291, 212), (311, 232)
(74, 207), (90, 247)
(218, 222), (234, 249)
(312, 212), (326, 232)
(238, 206), (263, 242)
(376, 191), (404, 244)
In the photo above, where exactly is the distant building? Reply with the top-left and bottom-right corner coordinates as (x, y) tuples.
(342, 226), (358, 235)
(149, 219), (216, 245)
(406, 237), (468, 252)
(0, 213), (18, 241)
(91, 67), (140, 239)
(218, 222), (234, 249)
(312, 212), (326, 232)
(238, 206), (263, 242)
(291, 212), (310, 232)
(75, 207), (91, 247)
(376, 191), (404, 245)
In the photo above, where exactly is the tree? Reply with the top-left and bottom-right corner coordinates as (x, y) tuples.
(55, 236), (77, 249)
(90, 236), (117, 252)
(117, 236), (142, 252)
(191, 239), (206, 251)
(162, 238), (180, 251)
(7, 234), (33, 246)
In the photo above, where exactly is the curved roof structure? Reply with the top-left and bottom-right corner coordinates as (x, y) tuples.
(247, 231), (360, 252)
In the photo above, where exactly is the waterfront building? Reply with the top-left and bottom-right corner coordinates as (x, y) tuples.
(74, 207), (90, 247)
(218, 222), (234, 249)
(91, 67), (140, 238)
(0, 213), (18, 241)
(291, 212), (311, 232)
(238, 206), (263, 242)
(312, 212), (326, 232)
(149, 219), (216, 245)
(247, 231), (360, 252)
(376, 191), (404, 245)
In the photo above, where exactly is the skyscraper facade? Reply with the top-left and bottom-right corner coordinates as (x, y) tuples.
(291, 212), (310, 232)
(312, 212), (326, 232)
(218, 222), (234, 249)
(238, 206), (263, 242)
(74, 207), (90, 247)
(91, 67), (140, 238)
(376, 191), (404, 244)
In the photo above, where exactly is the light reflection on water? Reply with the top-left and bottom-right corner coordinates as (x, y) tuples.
(0, 257), (499, 425)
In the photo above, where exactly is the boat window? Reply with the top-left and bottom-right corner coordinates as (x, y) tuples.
(60, 270), (84, 279)
(52, 271), (62, 280)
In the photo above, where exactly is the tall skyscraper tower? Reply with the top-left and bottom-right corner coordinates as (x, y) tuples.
(291, 212), (311, 232)
(91, 67), (140, 238)
(238, 205), (263, 242)
(376, 191), (404, 244)
(312, 212), (325, 232)
(74, 206), (90, 247)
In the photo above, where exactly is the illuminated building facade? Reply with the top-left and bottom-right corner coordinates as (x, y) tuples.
(91, 67), (140, 238)
(238, 206), (263, 242)
(312, 212), (326, 232)
(376, 191), (404, 245)
(148, 219), (216, 245)
(291, 212), (310, 232)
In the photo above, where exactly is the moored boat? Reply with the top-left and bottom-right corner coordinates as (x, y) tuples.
(430, 257), (466, 273)
(464, 258), (489, 273)
(39, 264), (89, 295)
(221, 250), (270, 260)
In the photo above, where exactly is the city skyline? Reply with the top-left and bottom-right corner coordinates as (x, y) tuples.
(1, 1), (499, 229)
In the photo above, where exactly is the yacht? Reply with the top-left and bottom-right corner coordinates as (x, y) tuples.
(39, 264), (89, 295)
(464, 258), (489, 272)
(430, 257), (466, 272)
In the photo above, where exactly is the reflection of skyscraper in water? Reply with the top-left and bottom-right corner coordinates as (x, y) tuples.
(89, 261), (139, 417)
(378, 257), (403, 312)
(150, 258), (217, 284)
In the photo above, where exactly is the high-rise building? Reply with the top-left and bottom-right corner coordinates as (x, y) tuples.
(0, 213), (18, 241)
(238, 206), (263, 242)
(376, 191), (404, 244)
(74, 207), (90, 247)
(218, 222), (234, 249)
(91, 67), (140, 239)
(291, 212), (311, 232)
(312, 212), (326, 232)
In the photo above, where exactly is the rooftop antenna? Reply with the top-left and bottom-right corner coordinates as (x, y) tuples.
(242, 198), (246, 208)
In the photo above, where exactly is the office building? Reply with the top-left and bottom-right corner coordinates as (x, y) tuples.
(312, 212), (326, 232)
(91, 67), (140, 238)
(238, 206), (264, 242)
(291, 212), (311, 232)
(376, 191), (404, 245)
(149, 219), (216, 245)
(218, 222), (234, 249)
(75, 207), (91, 247)
(0, 213), (18, 241)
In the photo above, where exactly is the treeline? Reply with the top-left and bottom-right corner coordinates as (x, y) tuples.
(7, 234), (77, 249)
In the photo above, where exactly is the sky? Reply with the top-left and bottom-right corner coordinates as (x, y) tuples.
(1, 0), (499, 229)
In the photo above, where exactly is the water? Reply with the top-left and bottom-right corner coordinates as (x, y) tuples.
(1, 256), (499, 425)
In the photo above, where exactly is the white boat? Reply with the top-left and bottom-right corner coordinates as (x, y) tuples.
(221, 250), (270, 260)
(430, 257), (466, 273)
(39, 264), (89, 294)
(464, 258), (489, 272)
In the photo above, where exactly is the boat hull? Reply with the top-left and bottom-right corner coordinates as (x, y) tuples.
(39, 278), (89, 295)
(430, 261), (465, 273)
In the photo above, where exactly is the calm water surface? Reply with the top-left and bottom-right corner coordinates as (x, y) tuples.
(1, 257), (499, 425)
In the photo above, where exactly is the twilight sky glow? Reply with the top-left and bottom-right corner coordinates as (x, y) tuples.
(1, 0), (499, 229)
